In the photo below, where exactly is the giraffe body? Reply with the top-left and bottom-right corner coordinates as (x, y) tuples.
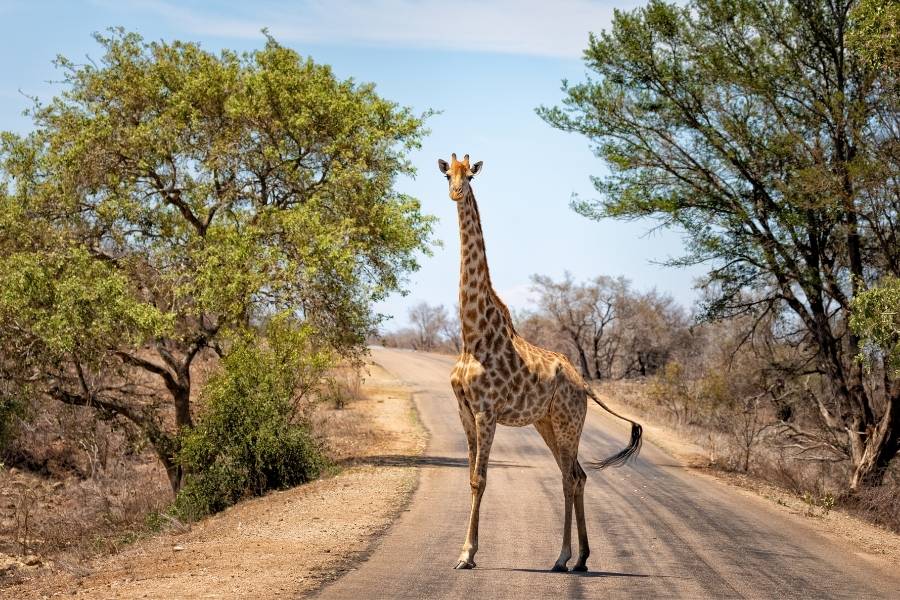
(453, 338), (584, 428)
(438, 153), (642, 572)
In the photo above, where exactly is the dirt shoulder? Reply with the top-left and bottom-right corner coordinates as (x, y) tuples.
(590, 385), (900, 565)
(8, 361), (426, 599)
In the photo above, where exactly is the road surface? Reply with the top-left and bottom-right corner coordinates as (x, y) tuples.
(317, 348), (899, 599)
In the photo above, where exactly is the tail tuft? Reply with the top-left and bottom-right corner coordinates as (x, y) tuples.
(591, 422), (642, 469)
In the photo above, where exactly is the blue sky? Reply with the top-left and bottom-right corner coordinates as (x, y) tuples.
(0, 0), (706, 328)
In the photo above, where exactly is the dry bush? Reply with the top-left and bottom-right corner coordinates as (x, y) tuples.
(320, 365), (366, 410)
(0, 452), (171, 563)
(606, 363), (900, 532)
(0, 353), (222, 565)
(844, 477), (900, 532)
(307, 364), (388, 464)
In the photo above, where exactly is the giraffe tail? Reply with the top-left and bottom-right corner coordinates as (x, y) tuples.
(585, 388), (643, 469)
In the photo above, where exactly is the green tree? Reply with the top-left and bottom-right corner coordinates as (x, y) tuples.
(848, 0), (899, 74)
(0, 29), (433, 493)
(540, 0), (899, 489)
(175, 316), (331, 520)
(851, 277), (900, 377)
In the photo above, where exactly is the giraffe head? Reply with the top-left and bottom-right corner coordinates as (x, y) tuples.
(438, 153), (483, 201)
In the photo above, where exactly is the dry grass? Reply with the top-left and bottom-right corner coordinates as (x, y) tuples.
(0, 355), (386, 589)
(842, 479), (900, 532)
(0, 349), (225, 578)
(0, 401), (173, 587)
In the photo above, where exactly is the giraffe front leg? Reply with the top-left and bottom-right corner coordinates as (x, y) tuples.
(455, 391), (477, 487)
(456, 410), (496, 570)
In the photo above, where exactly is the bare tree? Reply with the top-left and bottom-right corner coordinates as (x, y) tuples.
(530, 273), (688, 380)
(585, 276), (629, 379)
(408, 302), (449, 351)
(617, 290), (690, 378)
(441, 305), (462, 353)
(529, 273), (597, 378)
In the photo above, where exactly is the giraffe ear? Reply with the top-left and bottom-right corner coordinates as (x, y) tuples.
(470, 161), (483, 176)
(438, 159), (450, 174)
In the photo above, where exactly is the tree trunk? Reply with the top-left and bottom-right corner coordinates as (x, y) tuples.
(174, 383), (192, 430)
(565, 328), (591, 379)
(576, 346), (591, 379)
(161, 454), (183, 495)
(849, 391), (900, 490)
(142, 417), (184, 495)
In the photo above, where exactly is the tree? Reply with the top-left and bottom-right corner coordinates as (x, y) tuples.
(617, 289), (690, 378)
(529, 272), (684, 379)
(530, 272), (631, 379)
(0, 30), (433, 493)
(441, 305), (463, 353)
(530, 273), (596, 377)
(540, 0), (899, 489)
(408, 302), (450, 351)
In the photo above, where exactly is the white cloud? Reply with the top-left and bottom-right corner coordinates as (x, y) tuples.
(106, 0), (637, 58)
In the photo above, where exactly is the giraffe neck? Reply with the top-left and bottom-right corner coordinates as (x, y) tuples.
(457, 188), (515, 352)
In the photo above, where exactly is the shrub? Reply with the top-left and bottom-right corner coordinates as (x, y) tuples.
(174, 318), (332, 520)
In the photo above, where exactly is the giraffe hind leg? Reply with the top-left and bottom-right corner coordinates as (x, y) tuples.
(551, 447), (577, 572)
(572, 459), (590, 571)
(535, 417), (574, 572)
(547, 391), (589, 574)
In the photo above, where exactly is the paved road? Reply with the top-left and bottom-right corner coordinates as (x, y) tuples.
(317, 348), (899, 599)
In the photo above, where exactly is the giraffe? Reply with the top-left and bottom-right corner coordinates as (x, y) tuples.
(438, 153), (643, 572)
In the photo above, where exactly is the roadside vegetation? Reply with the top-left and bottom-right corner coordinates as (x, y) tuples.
(0, 29), (433, 577)
(538, 0), (899, 494)
(384, 0), (900, 532)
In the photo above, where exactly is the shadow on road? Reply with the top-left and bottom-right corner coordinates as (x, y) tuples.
(479, 567), (662, 579)
(341, 455), (534, 469)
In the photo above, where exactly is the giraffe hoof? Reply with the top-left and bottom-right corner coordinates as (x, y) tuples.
(454, 560), (476, 570)
(551, 564), (568, 573)
(572, 565), (588, 572)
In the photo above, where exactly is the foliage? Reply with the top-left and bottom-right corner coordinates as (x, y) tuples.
(174, 317), (331, 520)
(540, 0), (899, 489)
(848, 0), (899, 72)
(851, 277), (900, 376)
(0, 244), (172, 361)
(0, 29), (433, 491)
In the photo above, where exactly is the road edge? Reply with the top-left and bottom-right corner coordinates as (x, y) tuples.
(588, 386), (900, 567)
(307, 359), (430, 598)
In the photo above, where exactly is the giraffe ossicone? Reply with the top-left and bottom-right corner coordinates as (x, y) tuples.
(439, 153), (643, 572)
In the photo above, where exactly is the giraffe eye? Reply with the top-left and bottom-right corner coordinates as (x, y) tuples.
(466, 176), (473, 181)
(445, 175), (451, 180)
